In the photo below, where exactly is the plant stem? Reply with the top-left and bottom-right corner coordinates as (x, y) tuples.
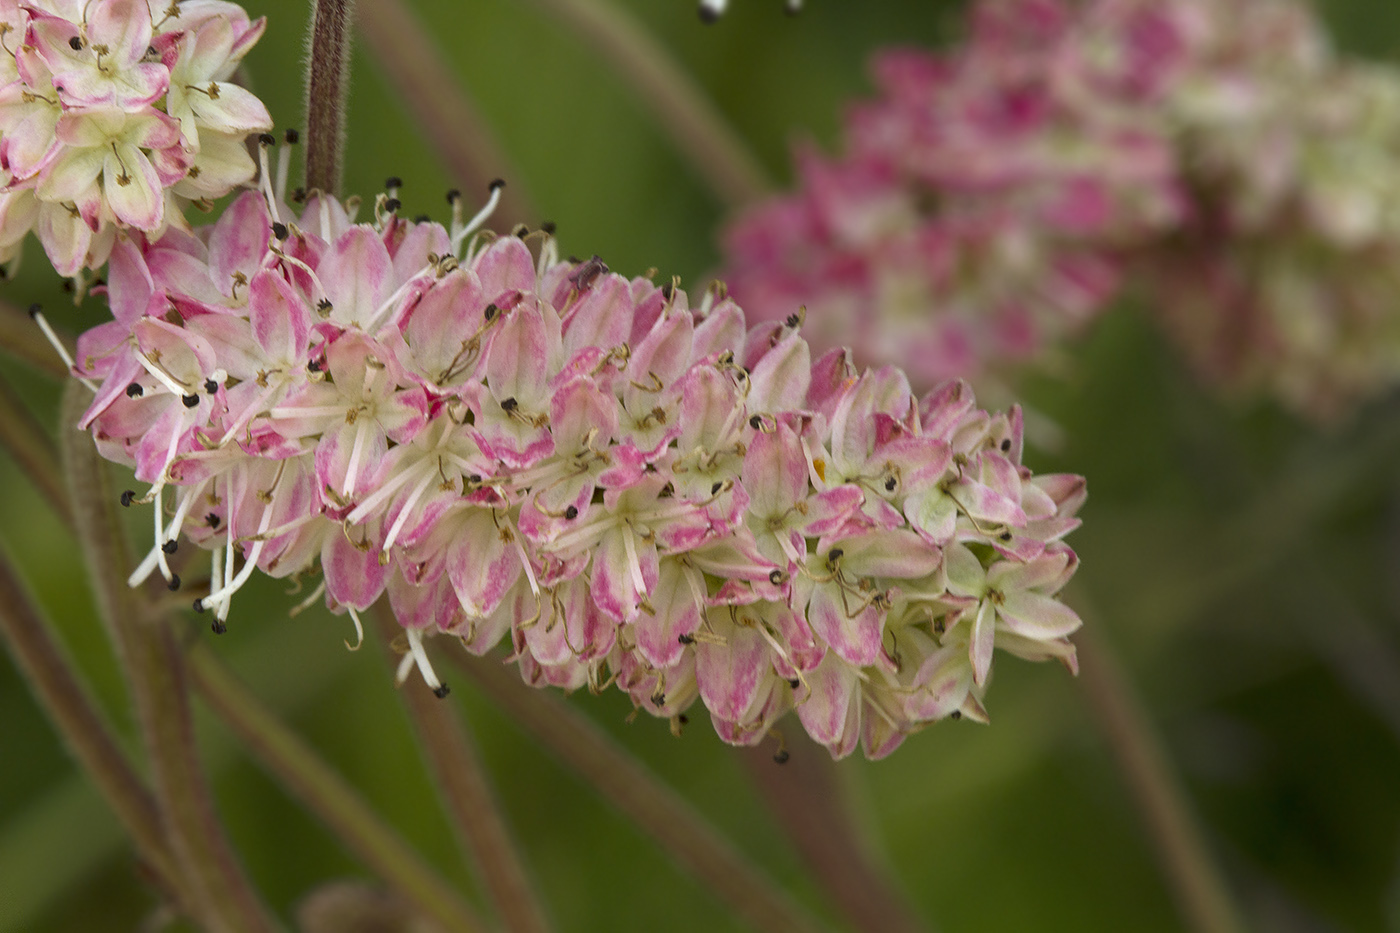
(521, 0), (770, 207)
(304, 0), (358, 196)
(59, 384), (276, 933)
(374, 612), (549, 933)
(188, 646), (487, 933)
(356, 0), (536, 228)
(0, 298), (69, 379)
(740, 738), (926, 933)
(0, 371), (71, 525)
(1076, 623), (1246, 933)
(0, 546), (185, 907)
(452, 651), (822, 933)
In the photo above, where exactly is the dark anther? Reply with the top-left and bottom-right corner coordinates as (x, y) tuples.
(27, 303), (40, 319)
(568, 255), (608, 292)
(385, 176), (403, 189)
(271, 221), (288, 240)
(292, 187), (307, 203)
(162, 540), (178, 554)
(999, 531), (1013, 541)
(678, 714), (689, 725)
(500, 397), (518, 412)
(307, 358), (322, 372)
(483, 303), (498, 321)
(488, 178), (506, 192)
(749, 415), (762, 429)
(787, 678), (800, 689)
(768, 569), (785, 585)
(182, 393), (200, 408)
(950, 710), (962, 720)
(284, 128), (299, 144)
(384, 198), (401, 214)
(68, 35), (82, 49)
(120, 490), (136, 507)
(413, 214), (430, 224)
(541, 221), (557, 235)
(206, 513), (221, 528)
(564, 505), (579, 520)
(257, 132), (275, 146)
(827, 547), (844, 562)
(204, 378), (218, 394)
(1000, 438), (1011, 452)
(192, 598), (206, 613)
(711, 481), (723, 495)
(316, 298), (332, 313)
(661, 282), (674, 300)
(677, 633), (696, 645)
(884, 476), (897, 492)
(934, 619), (945, 635)
(785, 313), (800, 328)
(125, 382), (143, 398)
(651, 691), (666, 707)
(513, 224), (529, 239)
(468, 473), (482, 483)
(773, 749), (790, 764)
(433, 683), (451, 699)
(166, 574), (181, 591)
(211, 619), (227, 635)
(445, 188), (461, 204)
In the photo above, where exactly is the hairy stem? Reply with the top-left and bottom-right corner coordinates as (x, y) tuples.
(59, 385), (275, 933)
(1077, 623), (1246, 933)
(304, 0), (358, 196)
(740, 738), (926, 933)
(375, 612), (549, 933)
(452, 652), (821, 933)
(356, 0), (536, 228)
(521, 0), (769, 207)
(0, 546), (186, 908)
(0, 298), (69, 379)
(188, 646), (487, 933)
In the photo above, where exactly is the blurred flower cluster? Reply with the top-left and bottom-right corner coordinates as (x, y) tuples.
(73, 166), (1085, 758)
(0, 0), (271, 277)
(723, 0), (1400, 417)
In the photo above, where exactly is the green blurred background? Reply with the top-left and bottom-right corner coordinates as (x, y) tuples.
(4, 0), (1400, 930)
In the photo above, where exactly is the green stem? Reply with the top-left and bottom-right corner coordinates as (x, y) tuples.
(375, 611), (549, 933)
(1076, 622), (1246, 933)
(304, 0), (358, 196)
(521, 0), (770, 207)
(59, 384), (276, 933)
(452, 652), (822, 933)
(187, 646), (487, 933)
(0, 298), (69, 379)
(739, 738), (926, 933)
(356, 0), (537, 228)
(0, 545), (185, 908)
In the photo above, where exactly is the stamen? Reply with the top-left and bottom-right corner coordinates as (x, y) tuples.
(405, 626), (449, 697)
(341, 418), (372, 499)
(29, 306), (97, 391)
(380, 467), (437, 554)
(450, 179), (505, 257)
(275, 129), (298, 204)
(288, 579), (327, 617)
(344, 606), (364, 650)
(256, 133), (282, 225)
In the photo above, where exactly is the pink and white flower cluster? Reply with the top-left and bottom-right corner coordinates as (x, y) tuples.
(74, 182), (1085, 759)
(0, 0), (271, 277)
(723, 0), (1400, 417)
